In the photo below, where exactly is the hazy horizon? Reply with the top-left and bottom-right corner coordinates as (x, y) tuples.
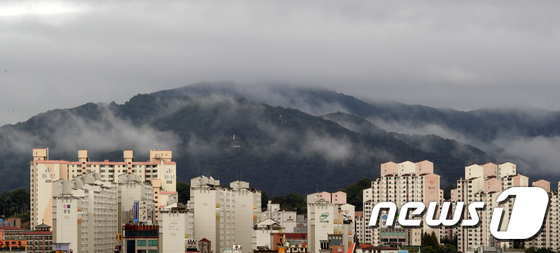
(2, 1), (560, 125)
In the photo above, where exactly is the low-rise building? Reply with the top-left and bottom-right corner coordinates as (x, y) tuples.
(122, 224), (159, 253)
(0, 227), (27, 251)
(25, 223), (53, 253)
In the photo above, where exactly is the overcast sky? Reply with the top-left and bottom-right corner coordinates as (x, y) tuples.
(1, 1), (559, 125)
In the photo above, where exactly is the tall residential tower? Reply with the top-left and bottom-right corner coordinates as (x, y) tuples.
(30, 148), (176, 229)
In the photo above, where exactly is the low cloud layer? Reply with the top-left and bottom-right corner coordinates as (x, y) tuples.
(371, 117), (560, 183)
(2, 1), (560, 125)
(0, 104), (180, 157)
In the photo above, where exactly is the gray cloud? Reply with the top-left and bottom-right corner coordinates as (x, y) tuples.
(0, 103), (181, 157)
(370, 116), (560, 182)
(1, 1), (560, 125)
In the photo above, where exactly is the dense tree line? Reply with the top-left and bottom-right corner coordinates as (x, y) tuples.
(270, 193), (307, 214)
(0, 189), (29, 218)
(342, 178), (370, 211)
(421, 232), (457, 253)
(176, 182), (190, 204)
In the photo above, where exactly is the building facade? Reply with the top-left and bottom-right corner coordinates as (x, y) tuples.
(307, 196), (354, 253)
(455, 162), (528, 252)
(25, 223), (53, 253)
(0, 227), (27, 251)
(52, 174), (119, 253)
(358, 161), (440, 247)
(122, 224), (159, 253)
(190, 177), (261, 253)
(30, 148), (176, 229)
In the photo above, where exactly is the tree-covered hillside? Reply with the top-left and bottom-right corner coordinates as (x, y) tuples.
(0, 93), (490, 194)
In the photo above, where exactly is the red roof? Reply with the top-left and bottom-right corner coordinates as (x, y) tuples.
(0, 227), (24, 230)
(362, 246), (398, 251)
(25, 231), (52, 235)
(358, 244), (373, 249)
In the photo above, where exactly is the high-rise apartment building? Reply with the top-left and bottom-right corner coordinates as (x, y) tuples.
(454, 163), (528, 252)
(189, 176), (261, 253)
(307, 193), (354, 253)
(358, 161), (441, 247)
(52, 173), (118, 253)
(517, 180), (559, 250)
(30, 148), (176, 229)
(159, 206), (192, 252)
(117, 174), (157, 232)
(358, 160), (560, 251)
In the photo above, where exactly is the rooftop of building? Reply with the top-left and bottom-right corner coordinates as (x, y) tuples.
(35, 160), (176, 165)
(24, 231), (52, 235)
(0, 226), (24, 230)
(361, 246), (399, 251)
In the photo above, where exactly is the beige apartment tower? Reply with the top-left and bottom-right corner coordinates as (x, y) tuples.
(455, 162), (528, 252)
(52, 174), (119, 253)
(30, 148), (176, 229)
(358, 160), (441, 247)
(190, 177), (261, 253)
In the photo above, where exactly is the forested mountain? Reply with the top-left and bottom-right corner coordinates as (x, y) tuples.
(153, 82), (560, 184)
(0, 91), (488, 195)
(2, 82), (559, 195)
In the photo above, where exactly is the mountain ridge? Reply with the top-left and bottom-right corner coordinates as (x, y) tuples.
(0, 89), (492, 195)
(2, 82), (560, 195)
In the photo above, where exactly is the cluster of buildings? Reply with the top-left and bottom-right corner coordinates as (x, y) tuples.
(356, 160), (560, 253)
(0, 220), (52, 252)
(25, 148), (356, 253)
(17, 147), (560, 253)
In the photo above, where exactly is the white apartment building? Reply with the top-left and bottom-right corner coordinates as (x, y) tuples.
(159, 206), (192, 252)
(260, 200), (297, 233)
(231, 180), (262, 253)
(30, 148), (176, 229)
(359, 161), (440, 247)
(252, 219), (283, 250)
(190, 176), (261, 253)
(52, 173), (118, 253)
(117, 174), (156, 231)
(307, 195), (354, 253)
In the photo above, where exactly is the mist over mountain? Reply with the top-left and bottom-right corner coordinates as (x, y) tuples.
(2, 82), (559, 195)
(154, 82), (560, 184)
(0, 87), (489, 195)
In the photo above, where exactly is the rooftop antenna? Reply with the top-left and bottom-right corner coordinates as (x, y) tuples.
(316, 183), (319, 193)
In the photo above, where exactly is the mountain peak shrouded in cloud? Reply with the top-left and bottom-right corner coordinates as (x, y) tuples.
(153, 82), (560, 183)
(3, 82), (560, 195)
(0, 83), (499, 195)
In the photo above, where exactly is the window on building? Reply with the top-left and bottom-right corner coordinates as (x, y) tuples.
(137, 240), (147, 246)
(148, 240), (157, 246)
